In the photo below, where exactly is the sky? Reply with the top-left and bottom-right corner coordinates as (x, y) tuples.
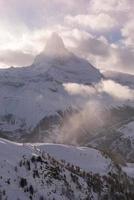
(0, 0), (133, 74)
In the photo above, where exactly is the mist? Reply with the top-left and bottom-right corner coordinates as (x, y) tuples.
(46, 79), (134, 145)
(98, 80), (134, 100)
(55, 101), (104, 145)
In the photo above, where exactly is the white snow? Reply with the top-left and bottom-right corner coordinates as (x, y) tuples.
(0, 138), (112, 199)
(119, 121), (134, 139)
(0, 138), (111, 175)
(38, 143), (111, 174)
(122, 163), (134, 178)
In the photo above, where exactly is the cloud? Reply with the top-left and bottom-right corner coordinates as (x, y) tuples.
(73, 35), (134, 74)
(89, 0), (131, 12)
(63, 80), (134, 102)
(65, 13), (118, 31)
(63, 83), (96, 97)
(0, 0), (133, 75)
(76, 36), (110, 57)
(0, 0), (88, 29)
(121, 19), (134, 48)
(98, 80), (134, 100)
(95, 46), (134, 74)
(0, 50), (34, 67)
(0, 0), (47, 28)
(98, 46), (134, 74)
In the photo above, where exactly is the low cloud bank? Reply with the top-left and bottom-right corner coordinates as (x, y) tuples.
(64, 80), (134, 101)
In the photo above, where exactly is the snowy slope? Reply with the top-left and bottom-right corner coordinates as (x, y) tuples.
(38, 143), (111, 174)
(0, 138), (110, 200)
(0, 139), (111, 175)
(120, 121), (134, 140)
(0, 138), (134, 200)
(117, 121), (134, 177)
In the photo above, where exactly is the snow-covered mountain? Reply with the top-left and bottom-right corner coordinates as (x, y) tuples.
(0, 33), (102, 140)
(0, 33), (134, 199)
(0, 138), (134, 200)
(33, 32), (101, 84)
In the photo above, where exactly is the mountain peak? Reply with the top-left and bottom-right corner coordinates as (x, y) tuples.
(44, 32), (69, 57)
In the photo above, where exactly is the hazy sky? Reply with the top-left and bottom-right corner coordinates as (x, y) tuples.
(0, 0), (133, 74)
